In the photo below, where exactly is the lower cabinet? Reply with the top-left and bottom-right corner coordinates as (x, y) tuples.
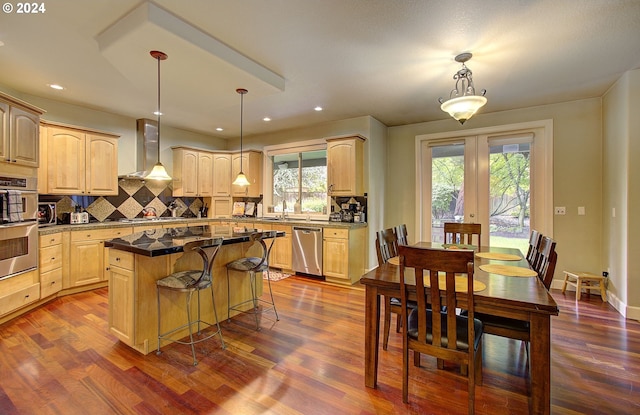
(269, 224), (293, 271)
(0, 270), (40, 318)
(39, 232), (63, 298)
(108, 250), (135, 345)
(65, 227), (133, 289)
(322, 227), (366, 285)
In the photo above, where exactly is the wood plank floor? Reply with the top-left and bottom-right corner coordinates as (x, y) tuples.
(1, 275), (639, 415)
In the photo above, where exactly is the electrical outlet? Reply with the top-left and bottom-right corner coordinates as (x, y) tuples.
(554, 206), (566, 215)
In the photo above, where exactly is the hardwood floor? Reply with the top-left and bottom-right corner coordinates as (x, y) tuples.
(1, 275), (639, 414)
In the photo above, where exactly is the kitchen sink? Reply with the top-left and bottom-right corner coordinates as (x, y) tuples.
(118, 217), (190, 223)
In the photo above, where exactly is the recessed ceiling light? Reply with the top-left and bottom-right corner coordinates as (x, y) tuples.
(49, 84), (64, 90)
(314, 106), (323, 111)
(0, 41), (5, 47)
(263, 117), (271, 122)
(216, 127), (224, 131)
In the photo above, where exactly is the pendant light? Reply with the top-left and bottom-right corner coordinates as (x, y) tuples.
(145, 50), (172, 181)
(232, 88), (251, 186)
(438, 53), (487, 125)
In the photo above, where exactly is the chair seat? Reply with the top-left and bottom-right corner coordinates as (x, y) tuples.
(408, 309), (483, 350)
(227, 257), (268, 272)
(157, 270), (210, 290)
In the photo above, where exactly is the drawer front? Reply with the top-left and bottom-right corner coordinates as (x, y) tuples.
(40, 233), (62, 248)
(71, 227), (133, 242)
(109, 250), (134, 270)
(40, 268), (62, 298)
(40, 244), (63, 273)
(323, 228), (348, 239)
(0, 283), (40, 316)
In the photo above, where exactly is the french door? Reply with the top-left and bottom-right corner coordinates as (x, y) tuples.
(416, 120), (553, 251)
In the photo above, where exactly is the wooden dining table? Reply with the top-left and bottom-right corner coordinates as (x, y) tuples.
(360, 242), (559, 415)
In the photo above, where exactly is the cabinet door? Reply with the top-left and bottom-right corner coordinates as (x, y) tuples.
(211, 197), (232, 218)
(173, 148), (199, 197)
(270, 225), (292, 270)
(9, 106), (39, 166)
(198, 152), (214, 196)
(327, 140), (355, 196)
(322, 237), (349, 279)
(213, 153), (232, 196)
(86, 134), (118, 195)
(0, 101), (9, 163)
(67, 240), (104, 287)
(232, 151), (263, 197)
(108, 265), (134, 345)
(47, 127), (85, 194)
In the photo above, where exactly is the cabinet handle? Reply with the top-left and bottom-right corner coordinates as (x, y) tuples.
(51, 281), (56, 285)
(50, 238), (55, 243)
(106, 267), (110, 271)
(115, 257), (121, 262)
(50, 257), (55, 261)
(24, 294), (30, 299)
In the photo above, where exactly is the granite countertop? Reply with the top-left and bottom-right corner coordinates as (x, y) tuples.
(39, 217), (366, 235)
(104, 225), (285, 257)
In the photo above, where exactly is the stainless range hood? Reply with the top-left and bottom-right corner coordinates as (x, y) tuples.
(119, 119), (166, 179)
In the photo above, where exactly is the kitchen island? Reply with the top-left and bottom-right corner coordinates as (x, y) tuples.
(104, 224), (283, 355)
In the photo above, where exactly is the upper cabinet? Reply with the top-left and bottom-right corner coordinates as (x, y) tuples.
(40, 122), (119, 195)
(172, 147), (214, 197)
(232, 150), (263, 197)
(212, 153), (232, 197)
(327, 135), (366, 196)
(0, 91), (45, 168)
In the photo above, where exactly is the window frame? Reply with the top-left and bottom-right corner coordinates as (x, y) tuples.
(262, 139), (328, 219)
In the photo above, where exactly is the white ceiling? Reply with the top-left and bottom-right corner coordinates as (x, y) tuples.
(1, 0), (639, 139)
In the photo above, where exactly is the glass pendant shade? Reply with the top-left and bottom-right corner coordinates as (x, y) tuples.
(440, 95), (487, 125)
(232, 171), (250, 186)
(146, 162), (172, 181)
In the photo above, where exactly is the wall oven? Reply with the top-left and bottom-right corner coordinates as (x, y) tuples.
(0, 175), (38, 280)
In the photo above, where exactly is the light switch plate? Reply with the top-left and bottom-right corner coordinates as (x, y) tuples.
(578, 206), (585, 215)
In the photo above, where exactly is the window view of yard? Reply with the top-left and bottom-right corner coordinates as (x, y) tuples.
(272, 150), (327, 215)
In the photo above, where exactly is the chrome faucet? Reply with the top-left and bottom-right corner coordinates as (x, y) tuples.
(282, 200), (287, 219)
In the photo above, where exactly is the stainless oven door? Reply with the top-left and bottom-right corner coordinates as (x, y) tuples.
(0, 221), (38, 280)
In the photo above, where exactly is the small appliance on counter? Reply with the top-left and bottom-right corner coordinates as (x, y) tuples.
(37, 202), (57, 227)
(70, 206), (89, 224)
(329, 212), (342, 222)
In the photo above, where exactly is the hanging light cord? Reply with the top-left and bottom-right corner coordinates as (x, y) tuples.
(156, 54), (161, 163)
(239, 89), (243, 172)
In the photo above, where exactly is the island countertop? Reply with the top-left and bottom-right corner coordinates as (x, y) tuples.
(104, 225), (284, 257)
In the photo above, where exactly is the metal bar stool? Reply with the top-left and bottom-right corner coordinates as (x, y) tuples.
(156, 237), (225, 365)
(226, 230), (279, 330)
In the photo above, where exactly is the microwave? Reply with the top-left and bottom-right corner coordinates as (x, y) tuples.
(37, 202), (57, 227)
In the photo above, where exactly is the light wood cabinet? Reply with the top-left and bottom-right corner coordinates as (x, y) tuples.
(41, 122), (119, 195)
(327, 135), (366, 196)
(0, 270), (40, 318)
(108, 250), (135, 345)
(213, 153), (232, 197)
(211, 197), (233, 218)
(0, 91), (44, 167)
(322, 226), (366, 285)
(172, 147), (214, 197)
(39, 233), (63, 298)
(232, 150), (263, 197)
(269, 224), (292, 271)
(65, 227), (133, 289)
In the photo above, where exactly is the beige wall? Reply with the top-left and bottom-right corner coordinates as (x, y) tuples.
(603, 68), (640, 319)
(387, 98), (604, 292)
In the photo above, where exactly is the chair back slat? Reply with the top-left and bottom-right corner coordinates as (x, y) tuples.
(396, 224), (409, 246)
(533, 235), (556, 288)
(443, 222), (482, 248)
(526, 229), (542, 264)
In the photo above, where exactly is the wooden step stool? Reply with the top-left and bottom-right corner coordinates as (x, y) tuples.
(561, 271), (607, 301)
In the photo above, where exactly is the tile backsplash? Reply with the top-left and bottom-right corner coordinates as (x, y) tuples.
(41, 178), (203, 223)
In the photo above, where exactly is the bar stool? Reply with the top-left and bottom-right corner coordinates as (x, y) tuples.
(562, 271), (607, 301)
(156, 238), (225, 365)
(226, 231), (279, 330)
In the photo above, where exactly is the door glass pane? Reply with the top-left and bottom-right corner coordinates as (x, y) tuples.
(488, 143), (530, 253)
(431, 143), (465, 243)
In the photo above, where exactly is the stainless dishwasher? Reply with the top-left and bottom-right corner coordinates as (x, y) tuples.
(292, 226), (323, 277)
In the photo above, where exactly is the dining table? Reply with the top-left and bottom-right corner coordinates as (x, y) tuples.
(360, 242), (559, 415)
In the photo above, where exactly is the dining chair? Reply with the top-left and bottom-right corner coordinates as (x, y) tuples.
(534, 236), (557, 289)
(525, 229), (542, 264)
(156, 238), (226, 365)
(395, 224), (409, 246)
(226, 231), (279, 330)
(443, 222), (482, 248)
(375, 228), (405, 350)
(398, 245), (482, 413)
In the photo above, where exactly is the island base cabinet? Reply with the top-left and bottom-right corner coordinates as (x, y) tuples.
(108, 242), (263, 355)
